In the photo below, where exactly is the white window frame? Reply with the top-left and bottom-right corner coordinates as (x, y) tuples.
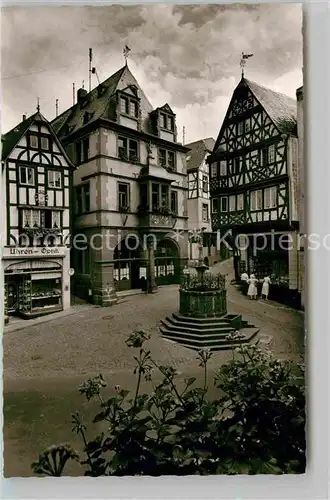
(211, 163), (217, 178)
(52, 211), (61, 228)
(237, 121), (244, 135)
(202, 203), (209, 222)
(19, 166), (35, 186)
(48, 170), (62, 189)
(118, 182), (130, 210)
(40, 136), (50, 150)
(229, 195), (236, 212)
(30, 135), (38, 148)
(250, 190), (263, 211)
(219, 161), (227, 176)
(22, 208), (40, 227)
(264, 186), (277, 209)
(211, 198), (218, 213)
(202, 174), (208, 193)
(268, 144), (275, 163)
(220, 196), (228, 212)
(237, 193), (244, 211)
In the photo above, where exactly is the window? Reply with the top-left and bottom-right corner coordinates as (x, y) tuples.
(170, 191), (178, 214)
(250, 190), (263, 211)
(264, 186), (277, 209)
(220, 197), (228, 212)
(118, 183), (130, 211)
(40, 136), (50, 150)
(219, 161), (227, 176)
(118, 137), (139, 162)
(211, 198), (218, 213)
(229, 195), (236, 212)
(202, 204), (209, 222)
(19, 166), (35, 186)
(160, 112), (175, 131)
(22, 208), (40, 227)
(151, 183), (170, 211)
(161, 185), (169, 208)
(120, 96), (128, 114)
(75, 138), (89, 164)
(245, 118), (251, 133)
(211, 163), (217, 178)
(75, 184), (90, 214)
(120, 95), (139, 118)
(237, 193), (244, 211)
(237, 121), (244, 135)
(52, 211), (61, 228)
(268, 144), (275, 163)
(158, 149), (176, 170)
(21, 209), (60, 229)
(202, 175), (208, 193)
(29, 135), (38, 148)
(260, 148), (268, 167)
(48, 170), (62, 188)
(232, 157), (240, 175)
(152, 183), (160, 210)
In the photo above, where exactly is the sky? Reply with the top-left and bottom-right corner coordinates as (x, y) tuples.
(1, 4), (303, 144)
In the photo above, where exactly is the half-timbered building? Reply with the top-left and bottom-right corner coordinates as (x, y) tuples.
(1, 111), (74, 321)
(51, 64), (189, 305)
(208, 77), (301, 306)
(186, 138), (222, 265)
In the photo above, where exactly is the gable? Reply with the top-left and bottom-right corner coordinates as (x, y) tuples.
(158, 103), (175, 115)
(3, 113), (73, 169)
(212, 79), (297, 156)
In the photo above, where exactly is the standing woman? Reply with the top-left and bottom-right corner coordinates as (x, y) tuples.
(247, 274), (258, 300)
(261, 275), (271, 300)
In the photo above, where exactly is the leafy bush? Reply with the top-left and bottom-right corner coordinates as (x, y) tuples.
(31, 331), (305, 476)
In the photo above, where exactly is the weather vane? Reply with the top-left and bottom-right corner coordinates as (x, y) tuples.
(240, 52), (254, 77)
(123, 45), (131, 65)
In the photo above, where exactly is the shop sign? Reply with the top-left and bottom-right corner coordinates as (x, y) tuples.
(2, 246), (66, 258)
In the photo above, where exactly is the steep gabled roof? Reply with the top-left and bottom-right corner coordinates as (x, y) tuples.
(1, 111), (74, 166)
(1, 114), (35, 160)
(51, 64), (154, 137)
(212, 78), (298, 155)
(244, 79), (297, 134)
(185, 137), (215, 171)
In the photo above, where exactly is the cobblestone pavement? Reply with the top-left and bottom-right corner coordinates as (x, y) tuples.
(4, 258), (304, 384)
(3, 258), (305, 477)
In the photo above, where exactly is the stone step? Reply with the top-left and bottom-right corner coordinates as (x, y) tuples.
(172, 312), (233, 325)
(160, 327), (259, 351)
(161, 319), (234, 335)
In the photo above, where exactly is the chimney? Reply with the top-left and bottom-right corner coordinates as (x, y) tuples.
(22, 114), (27, 121)
(77, 88), (88, 103)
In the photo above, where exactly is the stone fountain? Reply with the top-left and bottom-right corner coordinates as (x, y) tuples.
(160, 229), (259, 351)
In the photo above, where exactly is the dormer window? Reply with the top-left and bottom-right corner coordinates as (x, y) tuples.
(120, 96), (139, 118)
(160, 112), (174, 131)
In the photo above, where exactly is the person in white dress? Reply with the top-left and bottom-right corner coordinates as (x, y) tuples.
(261, 275), (271, 300)
(247, 274), (258, 300)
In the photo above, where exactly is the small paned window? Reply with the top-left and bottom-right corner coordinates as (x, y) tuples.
(202, 204), (209, 222)
(48, 170), (62, 188)
(220, 197), (228, 212)
(29, 135), (38, 148)
(19, 166), (35, 186)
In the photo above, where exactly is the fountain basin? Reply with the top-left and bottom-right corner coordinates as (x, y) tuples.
(179, 288), (227, 318)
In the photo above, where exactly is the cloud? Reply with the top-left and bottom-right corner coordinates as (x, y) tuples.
(1, 4), (302, 142)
